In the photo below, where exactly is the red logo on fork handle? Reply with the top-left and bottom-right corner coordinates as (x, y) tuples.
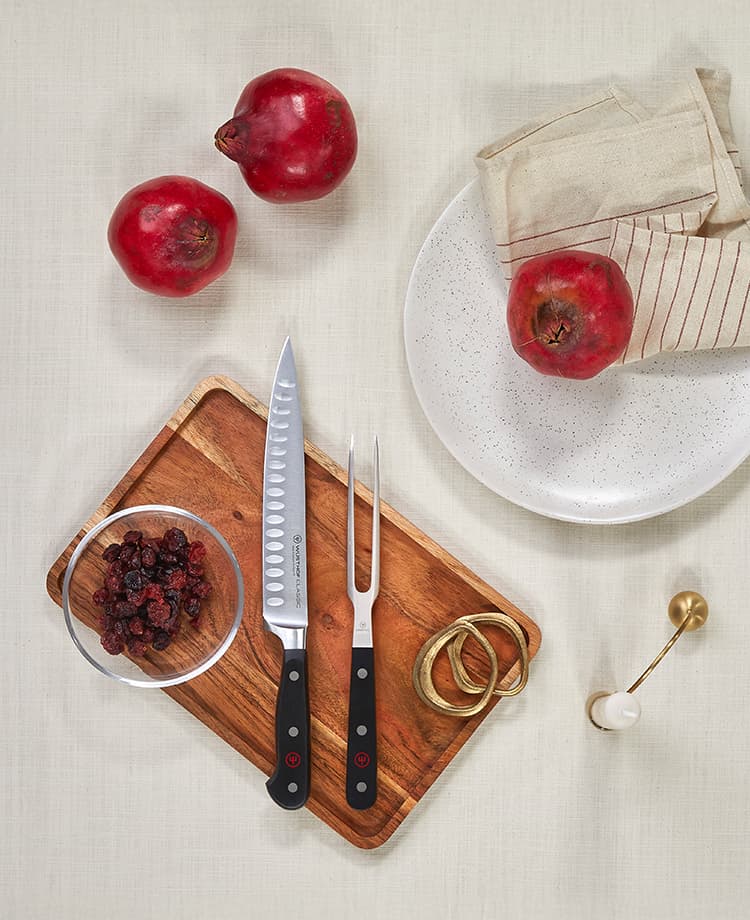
(353, 751), (370, 768)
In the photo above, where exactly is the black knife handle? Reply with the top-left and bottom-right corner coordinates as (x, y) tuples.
(346, 646), (377, 809)
(266, 648), (310, 810)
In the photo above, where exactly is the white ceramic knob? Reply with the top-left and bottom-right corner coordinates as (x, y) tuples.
(590, 691), (641, 731)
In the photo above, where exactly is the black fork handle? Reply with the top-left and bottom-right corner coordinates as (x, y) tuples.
(345, 645), (377, 809)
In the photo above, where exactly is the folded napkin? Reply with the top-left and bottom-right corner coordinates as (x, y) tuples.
(475, 69), (750, 363)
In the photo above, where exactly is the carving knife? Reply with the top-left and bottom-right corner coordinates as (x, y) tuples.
(262, 336), (310, 810)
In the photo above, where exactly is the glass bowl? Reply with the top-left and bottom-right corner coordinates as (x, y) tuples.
(62, 505), (244, 687)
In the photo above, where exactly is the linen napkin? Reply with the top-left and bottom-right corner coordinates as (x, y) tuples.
(475, 69), (750, 363)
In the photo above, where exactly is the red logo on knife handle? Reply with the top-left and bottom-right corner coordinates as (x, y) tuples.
(353, 751), (370, 768)
(285, 751), (301, 768)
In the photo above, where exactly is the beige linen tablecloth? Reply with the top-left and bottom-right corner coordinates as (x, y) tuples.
(3, 2), (750, 919)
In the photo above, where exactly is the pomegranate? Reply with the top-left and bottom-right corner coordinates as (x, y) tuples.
(506, 250), (634, 380)
(215, 68), (357, 203)
(108, 176), (238, 297)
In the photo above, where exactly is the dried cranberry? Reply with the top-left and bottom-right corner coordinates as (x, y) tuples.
(164, 569), (187, 591)
(123, 570), (144, 593)
(102, 543), (122, 563)
(127, 588), (148, 606)
(147, 600), (171, 628)
(119, 544), (136, 564)
(126, 637), (148, 656)
(113, 600), (137, 619)
(94, 525), (211, 658)
(143, 583), (164, 602)
(193, 580), (212, 599)
(188, 541), (206, 564)
(107, 560), (125, 578)
(105, 574), (123, 594)
(101, 630), (125, 655)
(152, 631), (171, 651)
(163, 527), (188, 552)
(184, 597), (201, 618)
(126, 550), (142, 571)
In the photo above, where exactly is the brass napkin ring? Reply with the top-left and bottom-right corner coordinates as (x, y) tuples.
(413, 612), (530, 717)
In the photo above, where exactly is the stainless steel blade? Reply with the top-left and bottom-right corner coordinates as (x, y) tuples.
(262, 337), (308, 651)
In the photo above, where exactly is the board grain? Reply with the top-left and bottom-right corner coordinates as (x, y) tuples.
(46, 376), (541, 848)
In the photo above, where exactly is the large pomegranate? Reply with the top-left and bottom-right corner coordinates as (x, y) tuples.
(506, 250), (634, 380)
(215, 68), (357, 203)
(107, 176), (238, 297)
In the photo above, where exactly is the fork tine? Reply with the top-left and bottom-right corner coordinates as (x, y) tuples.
(370, 436), (380, 597)
(347, 435), (356, 599)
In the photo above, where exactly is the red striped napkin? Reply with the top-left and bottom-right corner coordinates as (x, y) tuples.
(475, 69), (750, 363)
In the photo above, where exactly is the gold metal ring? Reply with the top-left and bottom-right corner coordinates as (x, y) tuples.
(412, 620), (498, 718)
(412, 611), (530, 718)
(448, 612), (529, 698)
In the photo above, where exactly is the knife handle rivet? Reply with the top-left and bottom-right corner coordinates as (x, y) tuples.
(356, 782), (367, 793)
(356, 725), (367, 736)
(288, 726), (299, 737)
(288, 782), (298, 794)
(289, 670), (300, 682)
(357, 668), (368, 679)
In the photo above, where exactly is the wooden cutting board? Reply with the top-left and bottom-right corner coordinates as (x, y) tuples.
(46, 376), (541, 848)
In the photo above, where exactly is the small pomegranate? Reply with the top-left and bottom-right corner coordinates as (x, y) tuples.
(215, 68), (357, 203)
(107, 176), (238, 297)
(506, 250), (634, 380)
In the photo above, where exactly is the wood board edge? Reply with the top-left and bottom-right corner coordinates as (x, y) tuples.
(45, 377), (242, 606)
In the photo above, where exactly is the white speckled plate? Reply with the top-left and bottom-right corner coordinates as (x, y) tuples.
(404, 179), (750, 524)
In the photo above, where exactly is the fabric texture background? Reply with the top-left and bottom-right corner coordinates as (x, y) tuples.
(3, 2), (750, 919)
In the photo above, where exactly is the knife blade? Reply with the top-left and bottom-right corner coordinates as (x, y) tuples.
(262, 336), (310, 810)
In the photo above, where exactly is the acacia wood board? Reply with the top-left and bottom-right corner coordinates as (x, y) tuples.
(46, 375), (542, 849)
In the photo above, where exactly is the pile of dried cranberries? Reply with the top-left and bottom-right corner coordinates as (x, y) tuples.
(92, 527), (212, 656)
